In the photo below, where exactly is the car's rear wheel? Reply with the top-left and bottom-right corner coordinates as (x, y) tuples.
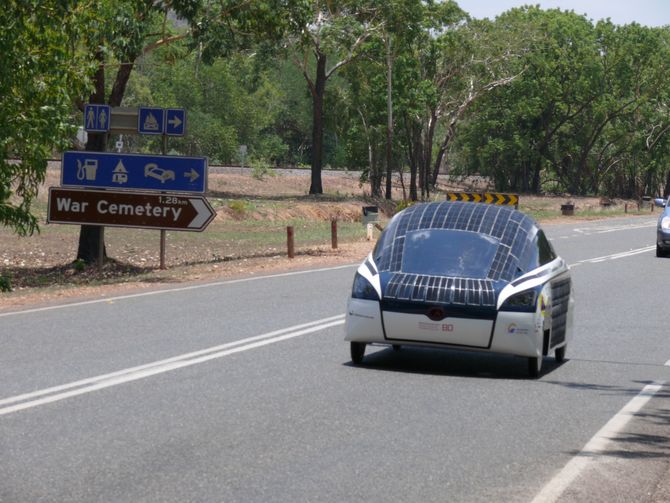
(528, 355), (542, 378)
(351, 342), (366, 364)
(555, 344), (566, 363)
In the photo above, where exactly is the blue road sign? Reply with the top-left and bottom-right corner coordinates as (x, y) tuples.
(61, 151), (207, 194)
(138, 107), (165, 135)
(84, 104), (110, 132)
(165, 108), (186, 136)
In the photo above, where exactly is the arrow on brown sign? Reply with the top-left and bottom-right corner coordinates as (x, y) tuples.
(47, 187), (215, 232)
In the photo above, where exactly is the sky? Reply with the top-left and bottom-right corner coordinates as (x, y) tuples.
(455, 0), (670, 27)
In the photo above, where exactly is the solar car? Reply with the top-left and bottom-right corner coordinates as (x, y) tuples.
(345, 201), (574, 377)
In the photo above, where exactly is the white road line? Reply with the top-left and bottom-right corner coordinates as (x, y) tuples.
(665, 359), (670, 367)
(531, 382), (665, 503)
(594, 222), (656, 234)
(571, 245), (655, 265)
(0, 263), (357, 318)
(0, 315), (345, 416)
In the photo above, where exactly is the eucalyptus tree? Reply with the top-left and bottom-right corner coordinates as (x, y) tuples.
(389, 1), (469, 200)
(284, 0), (383, 194)
(340, 37), (389, 197)
(590, 21), (670, 197)
(1, 0), (93, 236)
(454, 7), (603, 194)
(428, 14), (528, 188)
(368, 0), (431, 199)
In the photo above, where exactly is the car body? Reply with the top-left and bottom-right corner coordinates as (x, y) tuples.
(656, 199), (670, 257)
(345, 201), (574, 377)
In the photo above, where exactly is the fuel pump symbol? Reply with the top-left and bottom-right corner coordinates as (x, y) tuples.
(76, 159), (99, 181)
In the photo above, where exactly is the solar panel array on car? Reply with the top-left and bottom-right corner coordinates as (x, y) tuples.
(384, 273), (496, 306)
(377, 202), (537, 306)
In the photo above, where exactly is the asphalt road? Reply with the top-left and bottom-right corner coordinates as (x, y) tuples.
(1, 215), (669, 502)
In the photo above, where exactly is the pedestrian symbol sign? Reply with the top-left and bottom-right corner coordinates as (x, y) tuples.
(138, 107), (165, 135)
(84, 104), (110, 133)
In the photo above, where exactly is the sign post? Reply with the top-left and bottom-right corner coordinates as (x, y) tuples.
(70, 105), (210, 270)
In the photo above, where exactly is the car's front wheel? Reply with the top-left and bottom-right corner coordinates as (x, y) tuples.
(657, 245), (666, 258)
(528, 355), (542, 378)
(351, 342), (366, 364)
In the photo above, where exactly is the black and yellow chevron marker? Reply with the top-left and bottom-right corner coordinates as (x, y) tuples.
(446, 192), (519, 207)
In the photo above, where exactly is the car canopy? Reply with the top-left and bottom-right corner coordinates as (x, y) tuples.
(373, 201), (540, 307)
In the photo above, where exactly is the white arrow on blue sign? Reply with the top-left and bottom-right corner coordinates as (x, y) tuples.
(138, 107), (165, 135)
(84, 104), (110, 132)
(165, 108), (186, 136)
(60, 151), (207, 194)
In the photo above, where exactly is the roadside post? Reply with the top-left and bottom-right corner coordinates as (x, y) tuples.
(362, 206), (379, 240)
(331, 219), (338, 249)
(287, 226), (295, 258)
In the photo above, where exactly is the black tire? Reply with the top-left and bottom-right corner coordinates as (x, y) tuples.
(657, 245), (666, 258)
(555, 344), (566, 363)
(392, 344), (401, 352)
(528, 355), (542, 378)
(350, 342), (366, 364)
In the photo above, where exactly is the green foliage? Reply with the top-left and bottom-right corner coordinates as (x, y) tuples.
(249, 157), (276, 180)
(227, 199), (256, 215)
(453, 7), (670, 198)
(0, 1), (93, 235)
(395, 199), (417, 213)
(0, 275), (11, 293)
(73, 259), (86, 272)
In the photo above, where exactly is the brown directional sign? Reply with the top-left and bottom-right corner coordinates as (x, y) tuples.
(446, 192), (519, 207)
(47, 187), (215, 232)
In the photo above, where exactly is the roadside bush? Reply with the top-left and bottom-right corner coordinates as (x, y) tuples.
(395, 199), (417, 213)
(0, 275), (11, 292)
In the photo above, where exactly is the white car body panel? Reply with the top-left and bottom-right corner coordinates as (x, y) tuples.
(382, 312), (493, 347)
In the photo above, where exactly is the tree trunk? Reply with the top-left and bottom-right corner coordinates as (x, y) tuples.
(77, 53), (107, 264)
(109, 62), (134, 106)
(422, 112), (437, 199)
(385, 35), (393, 200)
(432, 122), (456, 186)
(409, 127), (419, 201)
(309, 54), (327, 195)
(76, 53), (139, 263)
(531, 159), (542, 194)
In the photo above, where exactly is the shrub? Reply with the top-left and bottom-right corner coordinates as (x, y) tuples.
(0, 275), (11, 292)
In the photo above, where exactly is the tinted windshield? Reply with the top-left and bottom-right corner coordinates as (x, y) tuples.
(401, 229), (499, 278)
